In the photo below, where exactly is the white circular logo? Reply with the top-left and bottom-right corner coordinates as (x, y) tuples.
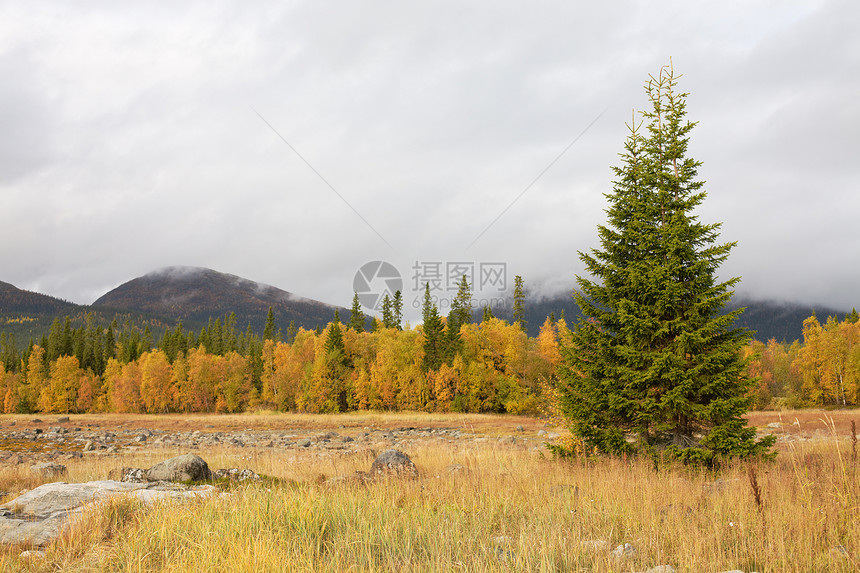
(353, 261), (403, 311)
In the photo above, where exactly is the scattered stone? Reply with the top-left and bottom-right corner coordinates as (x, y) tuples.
(715, 570), (744, 573)
(56, 417), (70, 424)
(516, 425), (524, 432)
(107, 467), (147, 483)
(297, 438), (312, 448)
(19, 550), (45, 559)
(370, 449), (418, 477)
(537, 429), (547, 437)
(644, 566), (675, 573)
(611, 543), (636, 559)
(145, 454), (212, 482)
(83, 441), (96, 452)
(212, 468), (261, 482)
(30, 462), (67, 480)
(31, 419), (42, 424)
(135, 434), (148, 443)
(498, 436), (516, 446)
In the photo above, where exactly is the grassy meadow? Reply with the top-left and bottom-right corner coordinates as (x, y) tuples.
(0, 411), (858, 572)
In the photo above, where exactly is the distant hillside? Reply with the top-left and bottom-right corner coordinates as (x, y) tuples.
(0, 281), (79, 315)
(92, 267), (345, 334)
(481, 291), (848, 343)
(0, 281), (84, 344)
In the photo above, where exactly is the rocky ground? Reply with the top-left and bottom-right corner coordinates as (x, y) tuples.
(0, 409), (852, 470)
(0, 415), (560, 470)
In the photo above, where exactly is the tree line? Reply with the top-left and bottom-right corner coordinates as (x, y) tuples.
(0, 275), (562, 415)
(745, 309), (860, 409)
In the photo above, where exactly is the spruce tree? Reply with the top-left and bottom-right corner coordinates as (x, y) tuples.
(349, 292), (366, 332)
(512, 275), (526, 332)
(263, 307), (277, 341)
(559, 62), (774, 466)
(392, 290), (404, 330)
(446, 275), (472, 359)
(381, 294), (394, 329)
(421, 283), (444, 371)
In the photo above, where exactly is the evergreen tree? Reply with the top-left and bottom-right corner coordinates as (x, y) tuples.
(512, 275), (526, 331)
(844, 308), (859, 324)
(349, 293), (366, 332)
(392, 290), (404, 330)
(285, 320), (297, 344)
(559, 62), (773, 466)
(263, 307), (277, 341)
(481, 304), (495, 322)
(421, 284), (445, 371)
(381, 294), (394, 329)
(446, 275), (472, 359)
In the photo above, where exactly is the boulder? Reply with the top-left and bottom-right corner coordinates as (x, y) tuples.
(0, 480), (216, 546)
(145, 454), (211, 482)
(369, 449), (417, 477)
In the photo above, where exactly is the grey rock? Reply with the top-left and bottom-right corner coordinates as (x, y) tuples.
(107, 467), (147, 483)
(19, 549), (45, 559)
(370, 449), (417, 477)
(83, 441), (95, 452)
(145, 454), (211, 482)
(645, 566), (676, 573)
(212, 468), (261, 482)
(611, 543), (636, 559)
(30, 462), (67, 479)
(56, 417), (70, 424)
(0, 480), (217, 546)
(297, 438), (312, 448)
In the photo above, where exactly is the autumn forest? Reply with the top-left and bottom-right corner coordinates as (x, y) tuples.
(0, 299), (858, 415)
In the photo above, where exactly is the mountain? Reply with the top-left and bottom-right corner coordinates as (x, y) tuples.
(92, 266), (344, 334)
(0, 281), (85, 344)
(482, 291), (848, 343)
(0, 280), (79, 316)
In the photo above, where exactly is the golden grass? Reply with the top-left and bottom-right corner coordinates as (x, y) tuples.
(1, 413), (860, 572)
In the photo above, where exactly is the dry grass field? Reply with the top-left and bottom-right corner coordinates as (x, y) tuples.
(1, 410), (859, 572)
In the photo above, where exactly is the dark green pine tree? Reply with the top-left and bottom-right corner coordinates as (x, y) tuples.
(263, 307), (277, 341)
(349, 293), (365, 333)
(421, 283), (444, 371)
(392, 290), (404, 330)
(481, 304), (495, 322)
(446, 275), (472, 359)
(844, 308), (859, 324)
(381, 294), (394, 329)
(559, 62), (774, 466)
(512, 275), (526, 332)
(285, 320), (297, 344)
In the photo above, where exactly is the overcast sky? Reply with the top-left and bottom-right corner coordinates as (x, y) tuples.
(1, 1), (858, 323)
